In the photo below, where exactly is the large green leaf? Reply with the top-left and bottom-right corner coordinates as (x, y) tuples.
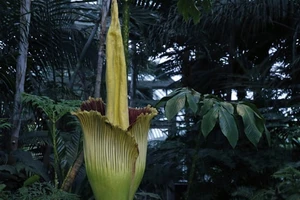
(201, 103), (219, 138)
(237, 104), (262, 147)
(220, 102), (234, 114)
(199, 98), (214, 116)
(155, 87), (184, 108)
(254, 114), (271, 145)
(0, 184), (6, 192)
(239, 102), (264, 120)
(186, 92), (199, 113)
(218, 106), (238, 148)
(165, 91), (186, 120)
(13, 150), (50, 181)
(23, 175), (40, 187)
(177, 0), (201, 23)
(0, 165), (17, 174)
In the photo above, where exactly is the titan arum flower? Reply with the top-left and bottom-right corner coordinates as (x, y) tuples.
(72, 0), (157, 200)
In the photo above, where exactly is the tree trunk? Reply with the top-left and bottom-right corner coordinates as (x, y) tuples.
(68, 19), (101, 90)
(94, 0), (111, 98)
(11, 0), (31, 151)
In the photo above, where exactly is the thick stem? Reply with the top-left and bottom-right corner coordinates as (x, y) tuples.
(61, 151), (84, 191)
(184, 133), (201, 200)
(51, 120), (60, 188)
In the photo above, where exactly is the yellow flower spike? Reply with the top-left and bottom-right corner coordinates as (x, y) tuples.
(72, 0), (158, 199)
(106, 0), (129, 130)
(73, 106), (139, 200)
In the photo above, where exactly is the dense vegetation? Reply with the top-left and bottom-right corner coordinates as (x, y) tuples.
(1, 0), (300, 199)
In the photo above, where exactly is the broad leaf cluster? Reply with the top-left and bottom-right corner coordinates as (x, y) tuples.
(157, 87), (270, 148)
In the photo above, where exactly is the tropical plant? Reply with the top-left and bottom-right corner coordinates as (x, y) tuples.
(72, 1), (157, 199)
(21, 93), (82, 189)
(0, 181), (79, 200)
(177, 0), (211, 23)
(1, 0), (300, 199)
(0, 119), (11, 131)
(156, 87), (270, 148)
(0, 150), (49, 192)
(10, 0), (31, 151)
(267, 165), (300, 200)
(154, 87), (272, 199)
(0, 0), (100, 154)
(147, 0), (300, 105)
(230, 164), (300, 200)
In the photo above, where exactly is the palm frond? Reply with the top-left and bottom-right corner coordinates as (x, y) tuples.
(12, 149), (50, 181)
(28, 0), (99, 98)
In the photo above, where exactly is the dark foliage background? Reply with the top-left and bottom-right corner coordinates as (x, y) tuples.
(1, 0), (300, 199)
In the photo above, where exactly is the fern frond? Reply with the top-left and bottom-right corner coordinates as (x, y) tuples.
(0, 118), (11, 130)
(22, 93), (81, 122)
(19, 131), (51, 146)
(250, 189), (273, 200)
